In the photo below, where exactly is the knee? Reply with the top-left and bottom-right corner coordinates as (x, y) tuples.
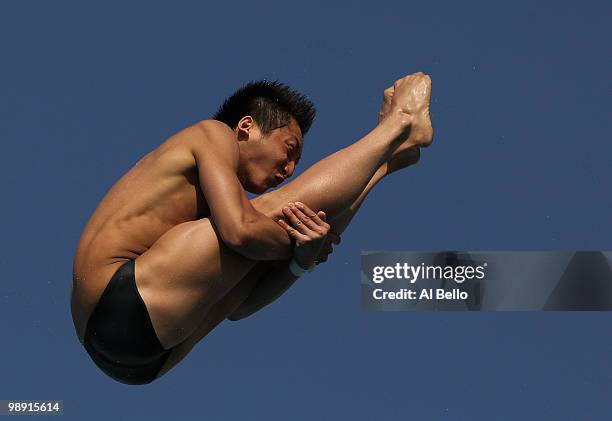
(251, 191), (288, 219)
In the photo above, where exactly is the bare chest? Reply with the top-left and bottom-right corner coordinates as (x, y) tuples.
(71, 146), (213, 339)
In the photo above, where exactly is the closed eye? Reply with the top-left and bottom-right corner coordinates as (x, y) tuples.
(286, 141), (296, 155)
(286, 137), (301, 164)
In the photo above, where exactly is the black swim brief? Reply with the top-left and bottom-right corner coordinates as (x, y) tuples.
(83, 259), (171, 385)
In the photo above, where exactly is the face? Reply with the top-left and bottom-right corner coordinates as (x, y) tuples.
(236, 116), (303, 194)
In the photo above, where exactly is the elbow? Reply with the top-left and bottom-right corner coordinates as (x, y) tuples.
(218, 208), (260, 251)
(219, 223), (252, 251)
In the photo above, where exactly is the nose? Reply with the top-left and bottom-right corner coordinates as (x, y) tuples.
(282, 161), (295, 179)
(287, 161), (296, 178)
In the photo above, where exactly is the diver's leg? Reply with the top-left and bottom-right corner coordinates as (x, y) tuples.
(137, 136), (427, 352)
(154, 263), (267, 379)
(137, 75), (432, 350)
(250, 73), (432, 222)
(153, 147), (422, 379)
(249, 118), (424, 222)
(327, 147), (420, 235)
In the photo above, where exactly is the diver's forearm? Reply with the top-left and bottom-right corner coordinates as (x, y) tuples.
(230, 209), (294, 261)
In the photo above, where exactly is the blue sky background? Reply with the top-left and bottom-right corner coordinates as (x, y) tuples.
(1, 0), (611, 419)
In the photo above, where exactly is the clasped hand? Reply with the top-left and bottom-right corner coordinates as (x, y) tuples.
(277, 202), (340, 270)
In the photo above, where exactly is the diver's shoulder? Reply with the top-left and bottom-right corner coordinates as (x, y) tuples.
(187, 119), (237, 154)
(158, 120), (236, 166)
(192, 119), (235, 140)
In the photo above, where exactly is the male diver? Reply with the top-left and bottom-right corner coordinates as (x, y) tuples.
(71, 72), (433, 384)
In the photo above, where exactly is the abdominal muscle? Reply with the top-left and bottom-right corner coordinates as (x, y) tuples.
(71, 137), (209, 343)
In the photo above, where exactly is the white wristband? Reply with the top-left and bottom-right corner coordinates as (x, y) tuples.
(289, 258), (315, 277)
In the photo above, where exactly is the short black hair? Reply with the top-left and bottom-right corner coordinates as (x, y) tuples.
(213, 80), (316, 137)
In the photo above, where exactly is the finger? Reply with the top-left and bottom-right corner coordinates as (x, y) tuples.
(295, 202), (329, 230)
(282, 205), (311, 233)
(283, 205), (315, 235)
(289, 204), (324, 234)
(277, 218), (309, 242)
(318, 211), (326, 221)
(321, 231), (339, 246)
(289, 202), (323, 232)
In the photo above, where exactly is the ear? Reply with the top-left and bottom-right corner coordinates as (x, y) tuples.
(236, 116), (254, 142)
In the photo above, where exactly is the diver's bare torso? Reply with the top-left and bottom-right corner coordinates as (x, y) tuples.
(71, 121), (214, 343)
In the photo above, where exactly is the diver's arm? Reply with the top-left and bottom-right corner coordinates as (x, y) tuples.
(228, 202), (338, 321)
(190, 120), (292, 261)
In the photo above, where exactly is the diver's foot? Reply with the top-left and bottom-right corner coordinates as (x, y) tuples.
(394, 73), (434, 150)
(398, 73), (433, 148)
(407, 102), (433, 148)
(386, 86), (432, 172)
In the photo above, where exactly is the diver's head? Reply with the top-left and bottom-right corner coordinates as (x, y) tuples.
(214, 81), (315, 193)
